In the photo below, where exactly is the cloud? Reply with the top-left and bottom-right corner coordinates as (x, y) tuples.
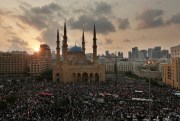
(7, 37), (28, 46)
(69, 15), (115, 34)
(123, 39), (130, 43)
(72, 8), (89, 14)
(118, 18), (130, 30)
(37, 21), (60, 48)
(16, 1), (115, 50)
(105, 39), (113, 44)
(16, 2), (66, 50)
(31, 3), (63, 15)
(7, 37), (33, 52)
(0, 9), (12, 23)
(18, 2), (63, 30)
(72, 1), (112, 17)
(136, 9), (164, 29)
(16, 22), (26, 30)
(167, 13), (180, 25)
(0, 9), (12, 16)
(95, 2), (112, 15)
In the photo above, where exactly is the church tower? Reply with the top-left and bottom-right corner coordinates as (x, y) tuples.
(93, 24), (97, 62)
(56, 29), (60, 64)
(82, 29), (85, 53)
(62, 22), (68, 62)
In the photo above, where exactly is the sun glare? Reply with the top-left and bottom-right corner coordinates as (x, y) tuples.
(34, 47), (39, 52)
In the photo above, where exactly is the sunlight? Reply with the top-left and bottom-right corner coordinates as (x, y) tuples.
(34, 47), (39, 52)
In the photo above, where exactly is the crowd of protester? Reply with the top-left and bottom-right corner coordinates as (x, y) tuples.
(0, 78), (180, 121)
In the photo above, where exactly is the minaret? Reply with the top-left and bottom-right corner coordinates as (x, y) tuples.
(62, 22), (68, 62)
(82, 29), (85, 53)
(56, 29), (60, 64)
(93, 24), (97, 62)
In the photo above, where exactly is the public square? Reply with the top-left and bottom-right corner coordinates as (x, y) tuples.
(0, 78), (180, 121)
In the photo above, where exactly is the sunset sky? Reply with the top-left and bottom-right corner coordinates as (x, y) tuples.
(0, 0), (180, 57)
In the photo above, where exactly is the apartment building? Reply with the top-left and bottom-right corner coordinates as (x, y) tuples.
(171, 45), (180, 58)
(0, 51), (29, 78)
(162, 45), (180, 89)
(163, 58), (180, 89)
(105, 61), (134, 74)
(29, 44), (51, 77)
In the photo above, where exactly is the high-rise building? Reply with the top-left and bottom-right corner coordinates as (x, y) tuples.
(128, 51), (132, 59)
(161, 49), (169, 58)
(120, 53), (123, 58)
(29, 44), (51, 77)
(153, 46), (161, 58)
(163, 58), (180, 89)
(118, 52), (120, 56)
(139, 50), (147, 60)
(162, 45), (180, 89)
(148, 48), (153, 58)
(118, 51), (123, 58)
(105, 51), (110, 57)
(0, 51), (29, 78)
(171, 45), (180, 58)
(132, 47), (139, 59)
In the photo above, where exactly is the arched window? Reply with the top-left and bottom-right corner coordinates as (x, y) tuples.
(95, 73), (99, 83)
(82, 73), (88, 82)
(90, 73), (93, 83)
(77, 73), (81, 82)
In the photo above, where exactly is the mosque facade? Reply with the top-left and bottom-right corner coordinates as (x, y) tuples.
(53, 23), (105, 82)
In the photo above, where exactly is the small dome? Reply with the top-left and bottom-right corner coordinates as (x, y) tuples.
(68, 45), (83, 53)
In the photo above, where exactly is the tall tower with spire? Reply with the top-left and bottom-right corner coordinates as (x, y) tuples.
(82, 29), (85, 53)
(62, 22), (68, 62)
(93, 24), (97, 62)
(56, 29), (60, 64)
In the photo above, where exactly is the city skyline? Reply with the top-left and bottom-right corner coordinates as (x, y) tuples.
(0, 0), (180, 57)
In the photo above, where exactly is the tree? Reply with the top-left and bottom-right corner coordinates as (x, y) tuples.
(36, 69), (52, 81)
(125, 71), (133, 75)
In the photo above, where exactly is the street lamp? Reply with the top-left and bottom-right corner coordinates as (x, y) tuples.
(146, 61), (153, 120)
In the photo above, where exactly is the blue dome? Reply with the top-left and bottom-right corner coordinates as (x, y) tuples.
(68, 46), (83, 53)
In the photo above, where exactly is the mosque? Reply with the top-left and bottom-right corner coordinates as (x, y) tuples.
(53, 23), (105, 82)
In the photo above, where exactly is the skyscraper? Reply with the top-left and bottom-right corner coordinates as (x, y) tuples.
(148, 48), (153, 58)
(128, 51), (132, 59)
(161, 49), (169, 58)
(153, 46), (161, 58)
(132, 47), (139, 59)
(139, 50), (147, 60)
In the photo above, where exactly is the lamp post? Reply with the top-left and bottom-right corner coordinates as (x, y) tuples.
(146, 61), (153, 120)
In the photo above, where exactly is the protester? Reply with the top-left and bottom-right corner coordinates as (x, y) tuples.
(0, 78), (179, 120)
